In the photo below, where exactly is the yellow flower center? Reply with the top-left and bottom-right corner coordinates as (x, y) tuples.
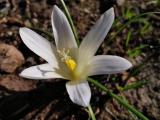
(65, 58), (77, 71)
(57, 48), (77, 71)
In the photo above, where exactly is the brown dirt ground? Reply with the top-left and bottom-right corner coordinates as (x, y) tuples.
(0, 0), (160, 120)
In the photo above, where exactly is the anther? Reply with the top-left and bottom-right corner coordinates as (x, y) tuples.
(57, 48), (77, 71)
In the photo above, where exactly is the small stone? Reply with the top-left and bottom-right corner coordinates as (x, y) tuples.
(0, 43), (25, 73)
(0, 75), (37, 91)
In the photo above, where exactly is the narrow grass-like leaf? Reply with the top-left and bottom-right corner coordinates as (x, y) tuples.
(122, 7), (136, 20)
(118, 80), (148, 91)
(127, 44), (148, 58)
(88, 78), (149, 120)
(121, 96), (139, 120)
(109, 12), (160, 43)
(125, 30), (132, 47)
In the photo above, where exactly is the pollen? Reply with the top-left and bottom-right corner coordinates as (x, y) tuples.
(57, 48), (77, 71)
(65, 58), (77, 71)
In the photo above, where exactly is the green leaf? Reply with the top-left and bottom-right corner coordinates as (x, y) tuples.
(125, 30), (132, 47)
(127, 44), (148, 58)
(109, 12), (160, 43)
(118, 80), (148, 91)
(88, 78), (149, 120)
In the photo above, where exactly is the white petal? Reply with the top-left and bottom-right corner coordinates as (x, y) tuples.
(79, 8), (114, 59)
(51, 5), (77, 50)
(20, 64), (63, 79)
(88, 55), (132, 75)
(66, 81), (91, 107)
(19, 27), (58, 67)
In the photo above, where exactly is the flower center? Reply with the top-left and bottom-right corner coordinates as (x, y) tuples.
(57, 48), (77, 71)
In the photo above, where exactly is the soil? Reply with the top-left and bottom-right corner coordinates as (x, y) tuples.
(0, 0), (160, 120)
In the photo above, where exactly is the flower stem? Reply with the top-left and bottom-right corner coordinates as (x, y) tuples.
(87, 78), (149, 120)
(88, 104), (96, 120)
(59, 0), (80, 45)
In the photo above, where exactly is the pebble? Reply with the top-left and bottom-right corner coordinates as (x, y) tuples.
(0, 43), (25, 73)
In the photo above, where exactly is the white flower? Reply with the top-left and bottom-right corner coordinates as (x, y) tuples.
(19, 5), (132, 107)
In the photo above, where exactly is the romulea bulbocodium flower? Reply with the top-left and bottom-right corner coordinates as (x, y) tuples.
(19, 5), (132, 107)
(56, 47), (90, 81)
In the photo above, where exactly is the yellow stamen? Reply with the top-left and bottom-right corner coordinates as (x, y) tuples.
(57, 48), (77, 71)
(65, 58), (77, 71)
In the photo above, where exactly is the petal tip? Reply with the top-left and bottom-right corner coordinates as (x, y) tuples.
(19, 71), (26, 78)
(105, 7), (115, 19)
(121, 58), (133, 71)
(19, 27), (27, 31)
(53, 5), (60, 14)
(120, 57), (133, 70)
(66, 81), (91, 107)
(53, 5), (58, 9)
(19, 27), (25, 34)
(127, 61), (133, 69)
(19, 69), (27, 77)
(19, 27), (30, 36)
